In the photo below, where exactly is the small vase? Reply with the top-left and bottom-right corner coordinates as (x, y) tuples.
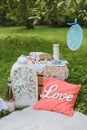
(5, 100), (15, 112)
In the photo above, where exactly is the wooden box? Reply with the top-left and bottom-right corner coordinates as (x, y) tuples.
(37, 65), (67, 94)
(8, 65), (67, 97)
(37, 72), (43, 95)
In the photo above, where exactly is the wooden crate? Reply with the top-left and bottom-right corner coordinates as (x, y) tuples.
(37, 72), (43, 95)
(7, 74), (43, 97)
(8, 65), (67, 97)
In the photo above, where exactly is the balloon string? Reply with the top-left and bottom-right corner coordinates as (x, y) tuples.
(67, 18), (77, 26)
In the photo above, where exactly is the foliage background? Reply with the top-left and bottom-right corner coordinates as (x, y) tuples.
(0, 0), (87, 28)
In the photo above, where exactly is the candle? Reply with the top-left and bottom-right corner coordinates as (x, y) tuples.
(53, 44), (59, 61)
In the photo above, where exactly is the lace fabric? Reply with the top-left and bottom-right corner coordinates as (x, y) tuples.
(44, 63), (69, 80)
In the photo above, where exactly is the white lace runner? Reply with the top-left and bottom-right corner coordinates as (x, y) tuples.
(44, 63), (69, 80)
(10, 55), (38, 108)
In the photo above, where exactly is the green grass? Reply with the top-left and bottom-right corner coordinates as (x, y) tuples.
(0, 26), (87, 115)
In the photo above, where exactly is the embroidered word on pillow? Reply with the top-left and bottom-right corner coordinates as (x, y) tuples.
(33, 77), (81, 116)
(40, 84), (73, 101)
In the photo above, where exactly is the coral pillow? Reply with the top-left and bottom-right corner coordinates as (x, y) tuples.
(33, 77), (81, 116)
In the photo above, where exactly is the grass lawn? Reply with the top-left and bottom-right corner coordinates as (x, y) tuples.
(0, 26), (87, 115)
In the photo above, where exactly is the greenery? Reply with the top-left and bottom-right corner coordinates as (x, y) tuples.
(0, 0), (87, 27)
(0, 26), (87, 115)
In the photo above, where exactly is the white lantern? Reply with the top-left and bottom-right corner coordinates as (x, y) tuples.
(10, 55), (38, 108)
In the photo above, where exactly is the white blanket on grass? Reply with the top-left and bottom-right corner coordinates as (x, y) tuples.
(0, 107), (87, 130)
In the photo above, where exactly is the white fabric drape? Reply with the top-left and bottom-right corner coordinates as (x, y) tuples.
(0, 107), (87, 130)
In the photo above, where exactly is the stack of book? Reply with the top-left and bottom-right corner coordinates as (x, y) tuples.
(29, 52), (52, 60)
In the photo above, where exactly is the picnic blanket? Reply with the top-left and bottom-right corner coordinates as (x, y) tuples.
(0, 107), (87, 130)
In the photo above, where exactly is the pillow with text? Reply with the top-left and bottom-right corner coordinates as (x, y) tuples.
(33, 77), (81, 116)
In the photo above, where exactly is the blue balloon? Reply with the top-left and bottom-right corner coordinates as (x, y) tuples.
(67, 23), (83, 51)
